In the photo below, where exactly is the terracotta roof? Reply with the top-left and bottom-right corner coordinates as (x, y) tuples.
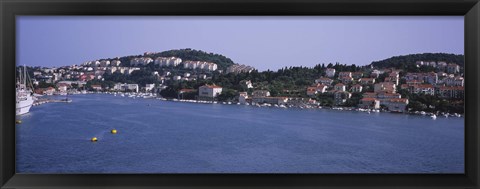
(388, 98), (408, 103)
(361, 97), (377, 101)
(414, 84), (434, 89)
(179, 89), (195, 92)
(202, 85), (222, 89)
(438, 86), (464, 90)
(360, 78), (375, 81)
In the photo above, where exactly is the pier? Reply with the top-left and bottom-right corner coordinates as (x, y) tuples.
(32, 98), (72, 106)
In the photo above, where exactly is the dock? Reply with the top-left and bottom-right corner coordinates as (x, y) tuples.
(33, 98), (72, 106)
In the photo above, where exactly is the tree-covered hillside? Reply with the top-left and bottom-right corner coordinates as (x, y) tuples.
(370, 53), (464, 69)
(108, 48), (236, 71)
(149, 49), (235, 70)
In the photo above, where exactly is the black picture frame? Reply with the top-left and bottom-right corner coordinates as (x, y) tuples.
(1, 0), (479, 188)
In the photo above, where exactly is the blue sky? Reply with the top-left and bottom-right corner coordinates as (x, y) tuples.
(17, 16), (464, 71)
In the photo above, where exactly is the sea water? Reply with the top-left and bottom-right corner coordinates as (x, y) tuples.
(16, 94), (464, 173)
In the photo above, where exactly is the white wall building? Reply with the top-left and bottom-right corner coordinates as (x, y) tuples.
(130, 57), (153, 66)
(199, 85), (223, 98)
(326, 68), (336, 78)
(154, 57), (182, 67)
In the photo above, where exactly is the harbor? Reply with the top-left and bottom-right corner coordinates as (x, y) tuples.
(16, 93), (464, 173)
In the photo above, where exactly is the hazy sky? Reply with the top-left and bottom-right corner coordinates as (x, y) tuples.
(17, 16), (464, 71)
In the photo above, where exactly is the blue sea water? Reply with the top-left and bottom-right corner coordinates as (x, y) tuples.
(16, 94), (464, 173)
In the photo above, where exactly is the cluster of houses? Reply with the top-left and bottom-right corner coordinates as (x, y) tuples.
(303, 61), (463, 112)
(30, 56), (463, 113)
(226, 64), (256, 74)
(127, 56), (218, 71)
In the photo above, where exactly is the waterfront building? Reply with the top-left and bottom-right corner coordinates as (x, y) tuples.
(252, 90), (271, 97)
(238, 92), (249, 104)
(359, 98), (380, 109)
(383, 98), (409, 113)
(34, 87), (56, 95)
(145, 84), (155, 92)
(252, 96), (288, 105)
(334, 91), (351, 105)
(57, 83), (68, 92)
(91, 85), (102, 91)
(199, 85), (223, 98)
(114, 83), (139, 93)
(315, 77), (334, 86)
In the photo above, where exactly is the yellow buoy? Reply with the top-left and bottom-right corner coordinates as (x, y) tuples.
(91, 137), (98, 142)
(111, 129), (117, 134)
(16, 120), (22, 124)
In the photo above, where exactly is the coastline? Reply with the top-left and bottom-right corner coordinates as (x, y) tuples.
(33, 91), (463, 119)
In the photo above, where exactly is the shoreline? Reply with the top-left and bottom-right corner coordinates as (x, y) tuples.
(36, 91), (463, 119)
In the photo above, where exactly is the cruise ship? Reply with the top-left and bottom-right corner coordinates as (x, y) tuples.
(16, 65), (34, 116)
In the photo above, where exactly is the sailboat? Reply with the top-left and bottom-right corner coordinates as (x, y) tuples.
(16, 65), (34, 115)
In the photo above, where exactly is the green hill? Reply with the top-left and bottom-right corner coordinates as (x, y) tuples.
(108, 48), (235, 71)
(370, 53), (464, 69)
(151, 49), (235, 70)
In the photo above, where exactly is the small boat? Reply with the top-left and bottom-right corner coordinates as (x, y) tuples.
(431, 114), (437, 120)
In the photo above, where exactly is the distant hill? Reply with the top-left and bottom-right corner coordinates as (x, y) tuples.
(369, 53), (464, 69)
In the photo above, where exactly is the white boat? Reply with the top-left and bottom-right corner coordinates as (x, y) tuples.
(16, 65), (34, 116)
(431, 114), (437, 120)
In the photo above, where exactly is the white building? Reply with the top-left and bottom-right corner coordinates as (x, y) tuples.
(114, 83), (139, 93)
(130, 57), (153, 66)
(145, 84), (155, 92)
(154, 57), (182, 67)
(111, 60), (121, 66)
(326, 68), (336, 78)
(226, 64), (255, 74)
(199, 85), (223, 98)
(239, 92), (249, 104)
(183, 61), (218, 71)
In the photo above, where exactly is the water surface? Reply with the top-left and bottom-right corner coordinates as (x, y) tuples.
(16, 94), (464, 173)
